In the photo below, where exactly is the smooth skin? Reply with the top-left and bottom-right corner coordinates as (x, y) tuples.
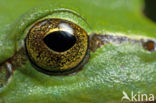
(0, 0), (156, 103)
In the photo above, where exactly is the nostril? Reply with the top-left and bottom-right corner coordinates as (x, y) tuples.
(142, 40), (156, 51)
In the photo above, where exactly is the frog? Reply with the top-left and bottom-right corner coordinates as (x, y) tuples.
(0, 0), (156, 103)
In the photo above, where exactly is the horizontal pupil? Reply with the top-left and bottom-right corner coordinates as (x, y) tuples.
(43, 31), (76, 52)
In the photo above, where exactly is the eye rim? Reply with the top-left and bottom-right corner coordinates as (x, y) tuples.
(25, 18), (90, 75)
(26, 48), (90, 76)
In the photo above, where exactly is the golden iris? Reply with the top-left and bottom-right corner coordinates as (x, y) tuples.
(25, 18), (89, 75)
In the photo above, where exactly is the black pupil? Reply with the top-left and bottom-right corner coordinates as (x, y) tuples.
(43, 31), (76, 52)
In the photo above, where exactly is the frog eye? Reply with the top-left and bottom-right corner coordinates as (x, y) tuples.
(25, 18), (89, 75)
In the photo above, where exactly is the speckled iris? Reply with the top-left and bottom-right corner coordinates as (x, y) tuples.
(25, 18), (89, 75)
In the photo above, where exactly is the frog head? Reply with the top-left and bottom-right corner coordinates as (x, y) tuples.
(0, 0), (156, 103)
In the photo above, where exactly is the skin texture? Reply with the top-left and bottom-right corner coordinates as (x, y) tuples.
(0, 0), (156, 103)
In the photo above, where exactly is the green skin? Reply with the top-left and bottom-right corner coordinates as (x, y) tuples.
(0, 0), (156, 103)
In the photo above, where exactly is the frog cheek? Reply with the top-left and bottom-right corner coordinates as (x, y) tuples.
(25, 18), (89, 75)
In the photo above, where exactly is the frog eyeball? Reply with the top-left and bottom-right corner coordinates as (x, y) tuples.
(25, 18), (89, 75)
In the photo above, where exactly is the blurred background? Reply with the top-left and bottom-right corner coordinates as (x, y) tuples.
(144, 0), (156, 22)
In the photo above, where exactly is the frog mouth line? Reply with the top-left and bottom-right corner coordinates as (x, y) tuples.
(0, 33), (156, 88)
(0, 48), (27, 88)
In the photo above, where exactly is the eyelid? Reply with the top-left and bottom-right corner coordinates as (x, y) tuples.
(8, 8), (90, 51)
